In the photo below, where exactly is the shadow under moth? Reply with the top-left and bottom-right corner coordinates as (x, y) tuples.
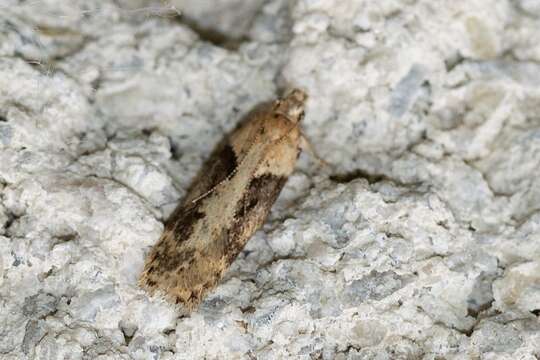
(140, 89), (308, 310)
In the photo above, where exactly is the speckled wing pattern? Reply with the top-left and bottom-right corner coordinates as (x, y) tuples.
(139, 89), (307, 310)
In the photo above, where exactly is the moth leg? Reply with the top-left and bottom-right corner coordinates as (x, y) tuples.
(299, 134), (330, 168)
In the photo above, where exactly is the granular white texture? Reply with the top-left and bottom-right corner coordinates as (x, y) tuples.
(1, 0), (539, 359)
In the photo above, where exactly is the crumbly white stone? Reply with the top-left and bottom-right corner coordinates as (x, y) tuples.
(1, 0), (539, 359)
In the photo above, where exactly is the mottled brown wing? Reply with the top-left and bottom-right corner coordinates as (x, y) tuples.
(222, 173), (288, 265)
(183, 173), (288, 308)
(182, 103), (273, 203)
(140, 90), (306, 310)
(139, 144), (228, 302)
(182, 141), (238, 203)
(140, 173), (288, 310)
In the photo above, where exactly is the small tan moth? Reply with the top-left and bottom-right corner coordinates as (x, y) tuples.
(140, 89), (308, 310)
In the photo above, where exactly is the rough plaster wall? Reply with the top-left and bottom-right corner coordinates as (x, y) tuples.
(1, 0), (539, 359)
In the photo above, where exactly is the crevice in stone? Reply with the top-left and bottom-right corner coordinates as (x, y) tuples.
(163, 327), (176, 336)
(178, 15), (249, 51)
(330, 168), (424, 190)
(467, 299), (495, 319)
(119, 321), (138, 346)
(4, 210), (23, 233)
(338, 344), (362, 356)
(38, 266), (58, 282)
(240, 305), (256, 314)
(50, 233), (78, 250)
(444, 52), (466, 72)
(168, 137), (182, 161)
(122, 331), (134, 346)
(463, 159), (510, 198)
(330, 169), (386, 184)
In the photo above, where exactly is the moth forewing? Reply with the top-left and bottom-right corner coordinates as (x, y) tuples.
(140, 89), (308, 310)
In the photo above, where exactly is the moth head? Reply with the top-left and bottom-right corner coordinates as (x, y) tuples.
(274, 88), (308, 124)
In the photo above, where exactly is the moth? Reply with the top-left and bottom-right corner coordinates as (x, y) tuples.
(140, 89), (308, 310)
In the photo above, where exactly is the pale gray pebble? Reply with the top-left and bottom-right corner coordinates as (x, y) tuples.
(389, 64), (427, 117)
(68, 286), (120, 322)
(0, 124), (13, 146)
(21, 320), (47, 355)
(471, 320), (524, 353)
(516, 0), (540, 16)
(344, 270), (405, 304)
(22, 293), (58, 319)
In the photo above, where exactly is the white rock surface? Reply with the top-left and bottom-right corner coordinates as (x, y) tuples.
(1, 0), (540, 359)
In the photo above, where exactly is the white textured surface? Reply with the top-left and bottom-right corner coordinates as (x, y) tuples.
(1, 0), (540, 359)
